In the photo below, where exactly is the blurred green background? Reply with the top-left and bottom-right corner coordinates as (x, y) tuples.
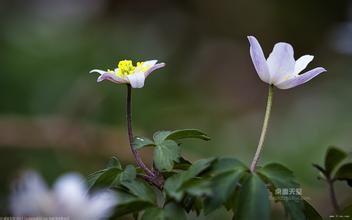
(1, 0), (352, 218)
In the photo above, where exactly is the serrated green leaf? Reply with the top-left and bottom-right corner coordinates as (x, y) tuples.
(165, 129), (211, 141)
(154, 140), (180, 171)
(257, 163), (305, 220)
(303, 200), (323, 220)
(335, 163), (352, 186)
(133, 136), (155, 150)
(325, 147), (347, 176)
(106, 156), (122, 169)
(235, 174), (270, 220)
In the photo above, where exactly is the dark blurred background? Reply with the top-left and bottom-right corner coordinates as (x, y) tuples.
(0, 0), (351, 218)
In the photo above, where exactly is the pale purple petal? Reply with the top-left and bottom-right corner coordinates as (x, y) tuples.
(294, 55), (314, 74)
(247, 36), (271, 83)
(127, 72), (146, 88)
(97, 72), (127, 84)
(144, 63), (166, 77)
(267, 42), (295, 84)
(275, 67), (326, 89)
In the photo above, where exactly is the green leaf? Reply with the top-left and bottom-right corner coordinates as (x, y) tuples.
(153, 131), (172, 144)
(133, 136), (155, 150)
(257, 163), (305, 220)
(165, 129), (211, 141)
(335, 163), (352, 186)
(164, 158), (215, 201)
(178, 178), (212, 197)
(235, 174), (270, 220)
(204, 169), (246, 214)
(121, 179), (156, 203)
(142, 207), (164, 220)
(119, 165), (156, 203)
(163, 202), (187, 220)
(303, 200), (323, 220)
(173, 157), (192, 170)
(154, 140), (180, 171)
(325, 147), (347, 176)
(141, 203), (187, 220)
(183, 195), (203, 215)
(120, 165), (137, 182)
(113, 190), (154, 217)
(203, 157), (248, 214)
(106, 156), (122, 169)
(209, 157), (247, 175)
(88, 167), (122, 190)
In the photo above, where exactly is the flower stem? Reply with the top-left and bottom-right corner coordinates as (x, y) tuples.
(328, 179), (340, 213)
(250, 85), (274, 172)
(126, 85), (154, 177)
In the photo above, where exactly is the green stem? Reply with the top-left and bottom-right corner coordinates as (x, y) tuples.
(250, 85), (274, 172)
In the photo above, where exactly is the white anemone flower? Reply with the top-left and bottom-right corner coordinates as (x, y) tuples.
(10, 171), (117, 220)
(90, 59), (165, 88)
(248, 36), (326, 89)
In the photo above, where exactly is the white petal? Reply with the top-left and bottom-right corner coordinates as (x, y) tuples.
(267, 42), (295, 84)
(144, 63), (165, 77)
(10, 171), (55, 216)
(86, 190), (118, 219)
(53, 173), (88, 215)
(247, 36), (271, 83)
(90, 69), (107, 75)
(127, 72), (146, 88)
(294, 55), (314, 74)
(142, 60), (158, 67)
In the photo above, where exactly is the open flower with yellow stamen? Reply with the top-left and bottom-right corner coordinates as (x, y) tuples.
(90, 60), (165, 88)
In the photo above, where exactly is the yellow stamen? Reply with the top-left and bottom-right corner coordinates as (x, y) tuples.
(117, 60), (136, 77)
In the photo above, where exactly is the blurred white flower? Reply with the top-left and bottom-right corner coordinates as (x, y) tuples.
(10, 171), (117, 220)
(90, 59), (165, 88)
(247, 36), (326, 89)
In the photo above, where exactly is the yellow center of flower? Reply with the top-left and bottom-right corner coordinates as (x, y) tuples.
(117, 60), (136, 77)
(114, 60), (150, 78)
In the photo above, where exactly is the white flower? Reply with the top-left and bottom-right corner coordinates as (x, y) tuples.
(90, 59), (165, 88)
(10, 171), (117, 220)
(248, 36), (326, 89)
